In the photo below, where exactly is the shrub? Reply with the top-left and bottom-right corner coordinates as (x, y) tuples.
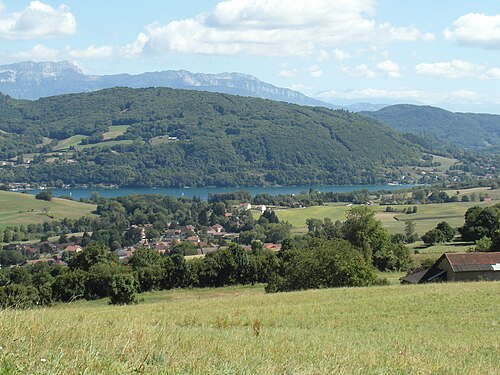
(35, 191), (53, 201)
(109, 273), (137, 305)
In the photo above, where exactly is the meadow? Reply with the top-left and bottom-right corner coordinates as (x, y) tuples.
(0, 191), (96, 229)
(0, 282), (498, 374)
(276, 200), (495, 236)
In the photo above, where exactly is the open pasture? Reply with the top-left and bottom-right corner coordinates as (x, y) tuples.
(0, 282), (498, 374)
(0, 191), (96, 229)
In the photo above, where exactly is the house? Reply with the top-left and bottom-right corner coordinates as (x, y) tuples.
(211, 224), (224, 233)
(63, 244), (82, 253)
(239, 202), (252, 210)
(401, 252), (500, 284)
(153, 242), (169, 255)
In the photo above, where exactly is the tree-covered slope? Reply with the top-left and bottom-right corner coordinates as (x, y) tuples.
(0, 87), (423, 187)
(363, 104), (500, 151)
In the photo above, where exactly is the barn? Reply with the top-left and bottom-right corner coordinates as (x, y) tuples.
(401, 252), (500, 284)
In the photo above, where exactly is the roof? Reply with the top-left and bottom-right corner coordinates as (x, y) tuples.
(400, 268), (430, 284)
(444, 252), (500, 272)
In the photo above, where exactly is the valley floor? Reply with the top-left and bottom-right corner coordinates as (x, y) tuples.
(1, 282), (499, 374)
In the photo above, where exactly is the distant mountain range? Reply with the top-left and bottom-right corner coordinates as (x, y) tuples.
(363, 104), (500, 151)
(0, 61), (386, 112)
(0, 61), (332, 107)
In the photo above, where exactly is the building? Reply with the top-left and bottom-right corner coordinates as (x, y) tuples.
(401, 252), (500, 284)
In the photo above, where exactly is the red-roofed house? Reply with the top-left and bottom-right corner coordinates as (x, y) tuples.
(401, 252), (500, 284)
(64, 244), (82, 253)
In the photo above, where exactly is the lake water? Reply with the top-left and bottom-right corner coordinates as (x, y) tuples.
(20, 184), (413, 201)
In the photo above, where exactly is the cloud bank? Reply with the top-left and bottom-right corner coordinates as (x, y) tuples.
(0, 1), (76, 40)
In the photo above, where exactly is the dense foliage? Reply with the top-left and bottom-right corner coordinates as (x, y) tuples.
(364, 104), (500, 152)
(460, 204), (500, 251)
(0, 87), (423, 187)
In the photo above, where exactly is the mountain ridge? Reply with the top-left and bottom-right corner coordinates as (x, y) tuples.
(363, 104), (500, 151)
(0, 86), (423, 187)
(0, 61), (336, 108)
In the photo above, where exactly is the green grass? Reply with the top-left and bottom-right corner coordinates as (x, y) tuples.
(102, 125), (129, 140)
(444, 186), (500, 201)
(75, 139), (134, 150)
(0, 191), (96, 229)
(52, 135), (88, 150)
(0, 282), (498, 374)
(149, 136), (177, 146)
(278, 201), (496, 236)
(276, 203), (350, 228)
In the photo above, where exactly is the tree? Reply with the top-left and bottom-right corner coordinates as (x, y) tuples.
(109, 273), (137, 305)
(128, 247), (162, 269)
(436, 221), (456, 241)
(170, 241), (198, 256)
(422, 228), (446, 246)
(404, 221), (418, 243)
(342, 207), (389, 261)
(0, 250), (26, 266)
(52, 269), (88, 302)
(475, 237), (492, 252)
(68, 242), (117, 271)
(35, 190), (53, 201)
(460, 205), (500, 241)
(266, 238), (378, 293)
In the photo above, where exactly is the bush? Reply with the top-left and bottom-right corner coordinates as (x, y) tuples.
(266, 239), (378, 293)
(109, 273), (137, 305)
(35, 190), (53, 201)
(422, 228), (447, 245)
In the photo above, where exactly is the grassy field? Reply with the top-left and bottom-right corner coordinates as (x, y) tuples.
(75, 139), (134, 150)
(277, 201), (495, 236)
(0, 191), (96, 229)
(52, 135), (88, 151)
(102, 125), (130, 140)
(444, 186), (500, 201)
(0, 282), (498, 374)
(150, 136), (177, 146)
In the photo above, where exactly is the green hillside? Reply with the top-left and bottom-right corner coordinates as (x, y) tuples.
(364, 104), (500, 151)
(0, 282), (498, 374)
(0, 88), (424, 187)
(0, 190), (96, 229)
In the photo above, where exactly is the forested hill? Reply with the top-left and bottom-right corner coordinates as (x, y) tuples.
(363, 104), (500, 151)
(0, 87), (423, 187)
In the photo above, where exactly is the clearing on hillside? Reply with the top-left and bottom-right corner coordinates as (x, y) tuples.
(102, 125), (129, 140)
(0, 190), (96, 229)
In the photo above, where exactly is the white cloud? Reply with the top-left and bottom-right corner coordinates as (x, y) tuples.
(290, 83), (313, 93)
(332, 48), (351, 61)
(341, 64), (376, 78)
(317, 88), (480, 105)
(278, 69), (297, 78)
(0, 1), (76, 40)
(308, 65), (323, 78)
(137, 0), (432, 57)
(10, 43), (60, 60)
(415, 59), (500, 80)
(444, 13), (500, 49)
(415, 60), (484, 78)
(376, 59), (402, 78)
(485, 67), (500, 79)
(317, 49), (330, 62)
(68, 45), (114, 59)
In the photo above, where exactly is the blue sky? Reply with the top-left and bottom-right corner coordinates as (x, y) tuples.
(1, 0), (500, 113)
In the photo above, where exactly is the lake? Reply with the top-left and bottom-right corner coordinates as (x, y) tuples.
(19, 184), (413, 201)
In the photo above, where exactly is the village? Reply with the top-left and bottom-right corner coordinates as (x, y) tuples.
(0, 202), (284, 269)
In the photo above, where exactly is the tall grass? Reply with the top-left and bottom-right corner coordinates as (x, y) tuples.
(0, 282), (498, 374)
